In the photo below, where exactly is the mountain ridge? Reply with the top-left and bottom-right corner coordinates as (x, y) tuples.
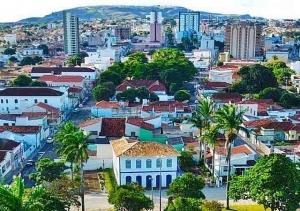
(6, 5), (256, 23)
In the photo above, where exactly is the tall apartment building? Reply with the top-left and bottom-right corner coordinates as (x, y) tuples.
(177, 12), (200, 39)
(150, 11), (163, 43)
(224, 21), (264, 59)
(112, 27), (131, 41)
(63, 11), (79, 55)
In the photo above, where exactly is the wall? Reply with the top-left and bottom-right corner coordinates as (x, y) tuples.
(144, 117), (161, 129)
(125, 123), (140, 137)
(139, 128), (167, 143)
(81, 121), (102, 135)
(91, 107), (112, 117)
(237, 104), (258, 117)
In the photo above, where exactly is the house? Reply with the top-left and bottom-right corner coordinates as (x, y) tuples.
(116, 80), (168, 101)
(68, 86), (84, 108)
(291, 75), (300, 87)
(141, 101), (192, 123)
(91, 100), (141, 118)
(0, 139), (23, 180)
(37, 75), (86, 88)
(208, 143), (256, 177)
(211, 93), (243, 109)
(110, 138), (180, 188)
(209, 65), (240, 84)
(199, 82), (231, 97)
(0, 87), (69, 116)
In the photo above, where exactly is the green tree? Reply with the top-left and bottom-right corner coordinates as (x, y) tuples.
(116, 88), (137, 103)
(92, 87), (112, 101)
(4, 48), (16, 55)
(216, 61), (224, 66)
(135, 86), (150, 102)
(179, 150), (195, 170)
(67, 55), (83, 67)
(128, 52), (148, 63)
(200, 125), (219, 178)
(99, 71), (122, 86)
(279, 93), (299, 108)
(19, 57), (34, 66)
(165, 197), (202, 211)
(229, 154), (300, 211)
(152, 48), (185, 63)
(29, 158), (66, 183)
(202, 200), (223, 211)
(108, 183), (154, 211)
(12, 74), (32, 86)
(238, 64), (278, 95)
(59, 130), (90, 211)
(37, 44), (49, 55)
(29, 81), (48, 87)
(9, 56), (18, 62)
(167, 172), (206, 199)
(149, 92), (159, 102)
(214, 104), (247, 210)
(258, 87), (282, 102)
(273, 68), (295, 85)
(174, 90), (191, 102)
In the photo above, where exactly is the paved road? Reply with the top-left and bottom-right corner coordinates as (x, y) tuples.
(68, 97), (95, 126)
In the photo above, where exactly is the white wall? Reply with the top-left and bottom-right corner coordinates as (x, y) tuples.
(125, 123), (140, 137)
(81, 121), (102, 135)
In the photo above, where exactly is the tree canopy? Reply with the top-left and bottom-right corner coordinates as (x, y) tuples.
(4, 48), (16, 55)
(12, 74), (32, 86)
(37, 44), (49, 55)
(258, 87), (282, 102)
(174, 90), (191, 102)
(19, 56), (43, 66)
(229, 154), (300, 211)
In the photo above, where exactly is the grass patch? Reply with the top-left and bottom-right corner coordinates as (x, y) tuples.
(222, 205), (270, 211)
(103, 168), (117, 193)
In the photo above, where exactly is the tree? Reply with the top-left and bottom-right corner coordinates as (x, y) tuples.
(12, 74), (32, 86)
(214, 104), (247, 210)
(273, 67), (295, 85)
(238, 64), (278, 95)
(165, 197), (202, 211)
(135, 86), (150, 102)
(92, 87), (112, 101)
(202, 200), (223, 211)
(229, 154), (300, 211)
(99, 71), (122, 86)
(29, 81), (48, 87)
(59, 130), (90, 211)
(216, 61), (224, 66)
(29, 158), (66, 183)
(179, 150), (195, 170)
(174, 90), (190, 102)
(116, 88), (137, 103)
(167, 172), (206, 199)
(37, 44), (49, 55)
(128, 52), (148, 63)
(9, 56), (18, 62)
(258, 87), (282, 102)
(67, 55), (83, 67)
(149, 92), (159, 102)
(108, 183), (154, 211)
(4, 48), (16, 55)
(279, 93), (300, 108)
(200, 125), (219, 178)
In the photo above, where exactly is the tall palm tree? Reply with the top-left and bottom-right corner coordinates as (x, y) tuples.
(214, 104), (247, 210)
(54, 121), (78, 181)
(0, 176), (44, 211)
(200, 125), (220, 178)
(192, 98), (214, 164)
(60, 131), (90, 211)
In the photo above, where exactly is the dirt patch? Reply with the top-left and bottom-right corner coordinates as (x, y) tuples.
(84, 171), (101, 193)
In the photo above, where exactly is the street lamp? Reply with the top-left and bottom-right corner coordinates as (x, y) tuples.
(157, 155), (165, 211)
(148, 176), (154, 202)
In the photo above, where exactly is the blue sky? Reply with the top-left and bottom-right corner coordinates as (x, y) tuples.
(0, 0), (299, 22)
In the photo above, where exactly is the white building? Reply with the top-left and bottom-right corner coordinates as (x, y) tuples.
(36, 75), (85, 88)
(0, 87), (68, 115)
(186, 49), (214, 70)
(4, 34), (17, 44)
(63, 11), (79, 55)
(266, 51), (289, 62)
(290, 61), (300, 74)
(209, 65), (240, 84)
(110, 138), (180, 188)
(22, 48), (44, 56)
(200, 36), (215, 50)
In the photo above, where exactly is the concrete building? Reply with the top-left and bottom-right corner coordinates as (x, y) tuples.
(177, 12), (200, 39)
(63, 11), (79, 55)
(150, 11), (163, 43)
(224, 21), (264, 59)
(112, 27), (131, 41)
(4, 34), (17, 44)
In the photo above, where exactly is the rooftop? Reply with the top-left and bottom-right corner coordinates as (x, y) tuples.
(0, 126), (41, 133)
(37, 75), (85, 83)
(31, 67), (96, 74)
(116, 80), (166, 93)
(110, 138), (180, 157)
(0, 87), (64, 96)
(0, 139), (20, 150)
(79, 118), (101, 128)
(100, 118), (126, 137)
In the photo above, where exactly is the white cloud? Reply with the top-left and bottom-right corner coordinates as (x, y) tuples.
(0, 0), (299, 22)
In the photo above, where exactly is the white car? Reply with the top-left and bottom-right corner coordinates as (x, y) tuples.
(79, 104), (83, 108)
(46, 137), (53, 143)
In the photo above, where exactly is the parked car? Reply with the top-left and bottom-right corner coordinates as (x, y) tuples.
(46, 137), (53, 144)
(73, 108), (79, 113)
(26, 160), (35, 167)
(79, 104), (83, 108)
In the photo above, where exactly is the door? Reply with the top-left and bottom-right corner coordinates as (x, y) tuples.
(156, 175), (160, 188)
(136, 176), (142, 186)
(166, 175), (172, 187)
(125, 176), (132, 184)
(146, 175), (152, 189)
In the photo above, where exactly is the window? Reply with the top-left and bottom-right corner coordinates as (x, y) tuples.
(136, 160), (141, 168)
(15, 99), (18, 103)
(6, 99), (8, 103)
(223, 166), (228, 172)
(131, 132), (136, 137)
(12, 123), (15, 126)
(125, 160), (131, 169)
(3, 123), (9, 126)
(156, 159), (161, 168)
(146, 159), (152, 168)
(167, 159), (172, 167)
(0, 99), (3, 103)
(34, 99), (38, 103)
(44, 99), (48, 103)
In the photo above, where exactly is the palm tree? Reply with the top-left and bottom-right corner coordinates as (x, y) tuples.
(214, 104), (247, 210)
(192, 99), (214, 164)
(0, 176), (44, 211)
(54, 121), (78, 181)
(200, 125), (220, 178)
(60, 131), (90, 211)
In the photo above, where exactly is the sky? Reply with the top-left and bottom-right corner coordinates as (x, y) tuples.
(0, 0), (299, 22)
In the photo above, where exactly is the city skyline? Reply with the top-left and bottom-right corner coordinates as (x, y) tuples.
(0, 0), (300, 22)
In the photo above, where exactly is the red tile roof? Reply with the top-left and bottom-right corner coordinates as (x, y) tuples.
(31, 67), (96, 74)
(142, 101), (191, 113)
(35, 102), (59, 113)
(237, 99), (283, 116)
(262, 122), (300, 132)
(0, 151), (7, 162)
(216, 144), (253, 155)
(0, 139), (20, 150)
(243, 119), (277, 128)
(0, 88), (64, 96)
(68, 86), (82, 93)
(37, 75), (85, 83)
(126, 117), (155, 131)
(95, 101), (121, 109)
(212, 93), (243, 103)
(0, 126), (41, 133)
(202, 82), (230, 90)
(79, 118), (101, 128)
(100, 118), (125, 137)
(116, 80), (167, 93)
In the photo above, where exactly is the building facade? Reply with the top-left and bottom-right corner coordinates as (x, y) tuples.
(150, 11), (163, 43)
(63, 11), (79, 55)
(224, 22), (264, 59)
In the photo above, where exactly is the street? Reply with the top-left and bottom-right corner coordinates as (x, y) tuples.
(68, 97), (94, 126)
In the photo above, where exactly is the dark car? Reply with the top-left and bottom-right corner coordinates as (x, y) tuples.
(25, 160), (35, 167)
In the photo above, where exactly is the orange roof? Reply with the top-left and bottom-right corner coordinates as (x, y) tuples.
(216, 144), (253, 155)
(37, 75), (84, 83)
(213, 65), (240, 71)
(244, 119), (277, 128)
(35, 102), (59, 113)
(79, 118), (101, 128)
(95, 101), (121, 109)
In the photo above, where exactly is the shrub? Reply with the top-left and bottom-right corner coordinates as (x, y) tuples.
(104, 169), (118, 192)
(202, 200), (223, 211)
